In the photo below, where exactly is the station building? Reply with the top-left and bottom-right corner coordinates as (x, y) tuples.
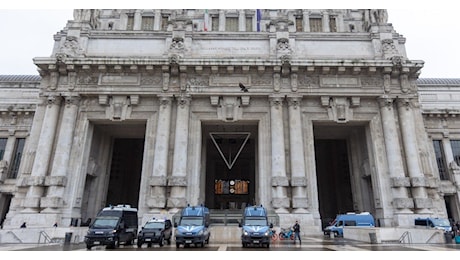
(0, 9), (459, 235)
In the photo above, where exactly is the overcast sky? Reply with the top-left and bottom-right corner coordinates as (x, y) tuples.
(0, 2), (457, 79)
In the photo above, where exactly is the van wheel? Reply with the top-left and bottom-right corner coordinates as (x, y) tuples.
(86, 244), (92, 250)
(114, 238), (120, 248)
(176, 243), (180, 248)
(159, 237), (164, 247)
(137, 242), (142, 248)
(147, 243), (152, 248)
(167, 238), (171, 245)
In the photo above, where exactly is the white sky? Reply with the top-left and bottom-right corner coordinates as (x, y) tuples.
(0, 1), (458, 79)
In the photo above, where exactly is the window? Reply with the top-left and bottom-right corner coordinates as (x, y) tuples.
(329, 16), (337, 32)
(295, 17), (303, 32)
(433, 140), (448, 180)
(211, 16), (219, 31)
(452, 140), (460, 166)
(225, 17), (238, 31)
(245, 17), (253, 32)
(8, 138), (25, 179)
(0, 138), (6, 160)
(141, 16), (154, 30)
(126, 15), (134, 30)
(309, 17), (322, 32)
(161, 16), (169, 31)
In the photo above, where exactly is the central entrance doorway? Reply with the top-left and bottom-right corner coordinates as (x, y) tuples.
(203, 123), (257, 210)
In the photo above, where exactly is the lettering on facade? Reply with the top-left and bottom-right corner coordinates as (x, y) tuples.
(99, 75), (140, 85)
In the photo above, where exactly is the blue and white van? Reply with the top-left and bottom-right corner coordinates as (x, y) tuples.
(323, 212), (375, 237)
(414, 217), (452, 234)
(174, 205), (210, 248)
(239, 205), (273, 248)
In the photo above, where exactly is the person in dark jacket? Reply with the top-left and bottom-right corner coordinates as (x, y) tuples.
(20, 222), (26, 228)
(293, 220), (301, 244)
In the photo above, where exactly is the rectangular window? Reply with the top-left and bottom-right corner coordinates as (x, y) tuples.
(0, 138), (6, 160)
(245, 17), (253, 32)
(295, 17), (303, 32)
(452, 140), (460, 166)
(141, 16), (154, 30)
(8, 138), (25, 179)
(211, 16), (219, 31)
(329, 16), (337, 32)
(161, 16), (169, 31)
(309, 17), (322, 32)
(225, 17), (238, 31)
(126, 15), (134, 30)
(433, 140), (448, 180)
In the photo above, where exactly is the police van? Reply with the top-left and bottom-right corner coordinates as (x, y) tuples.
(414, 217), (452, 235)
(323, 212), (375, 237)
(239, 205), (273, 248)
(84, 204), (138, 250)
(174, 205), (211, 248)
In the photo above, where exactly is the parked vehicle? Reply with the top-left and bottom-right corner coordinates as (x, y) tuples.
(323, 212), (375, 237)
(137, 218), (173, 248)
(414, 217), (453, 237)
(239, 204), (273, 248)
(174, 205), (211, 248)
(84, 204), (138, 250)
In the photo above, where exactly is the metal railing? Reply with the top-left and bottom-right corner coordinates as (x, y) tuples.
(399, 231), (412, 244)
(38, 231), (52, 244)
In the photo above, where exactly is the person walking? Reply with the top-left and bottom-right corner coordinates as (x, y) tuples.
(293, 220), (301, 244)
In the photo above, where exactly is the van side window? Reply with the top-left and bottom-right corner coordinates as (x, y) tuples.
(344, 221), (356, 226)
(337, 221), (343, 226)
(415, 219), (427, 226)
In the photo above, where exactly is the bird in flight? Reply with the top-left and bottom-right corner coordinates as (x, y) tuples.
(239, 83), (249, 92)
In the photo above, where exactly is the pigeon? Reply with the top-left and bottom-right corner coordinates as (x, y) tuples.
(239, 83), (249, 92)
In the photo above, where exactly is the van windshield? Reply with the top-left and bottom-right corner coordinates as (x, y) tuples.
(144, 222), (165, 229)
(179, 217), (203, 226)
(432, 219), (450, 227)
(91, 217), (119, 229)
(245, 217), (268, 226)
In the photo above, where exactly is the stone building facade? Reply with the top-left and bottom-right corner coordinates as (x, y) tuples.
(0, 9), (458, 235)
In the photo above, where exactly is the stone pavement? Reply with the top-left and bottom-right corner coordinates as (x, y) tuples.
(1, 236), (460, 251)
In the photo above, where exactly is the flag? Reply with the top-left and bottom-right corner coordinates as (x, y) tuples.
(256, 9), (262, 32)
(204, 9), (209, 31)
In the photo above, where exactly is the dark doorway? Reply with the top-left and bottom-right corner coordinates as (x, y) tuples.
(204, 125), (257, 210)
(106, 138), (144, 207)
(0, 194), (12, 228)
(315, 139), (353, 229)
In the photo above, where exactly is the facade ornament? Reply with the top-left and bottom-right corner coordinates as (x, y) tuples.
(57, 36), (84, 58)
(170, 37), (185, 50)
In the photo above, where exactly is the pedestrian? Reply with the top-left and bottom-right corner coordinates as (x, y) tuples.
(20, 222), (26, 228)
(53, 222), (58, 227)
(293, 220), (301, 244)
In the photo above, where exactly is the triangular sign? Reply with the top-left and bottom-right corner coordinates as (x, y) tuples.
(209, 132), (251, 170)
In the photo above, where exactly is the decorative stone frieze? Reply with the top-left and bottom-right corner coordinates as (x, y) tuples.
(20, 176), (46, 186)
(413, 198), (433, 209)
(271, 176), (289, 186)
(425, 177), (439, 188)
(410, 177), (427, 187)
(167, 176), (187, 186)
(292, 197), (308, 208)
(167, 197), (187, 208)
(146, 197), (166, 208)
(40, 197), (64, 208)
(393, 198), (414, 209)
(391, 177), (411, 187)
(290, 177), (307, 187)
(149, 176), (167, 186)
(271, 197), (290, 208)
(44, 176), (67, 186)
(22, 197), (41, 208)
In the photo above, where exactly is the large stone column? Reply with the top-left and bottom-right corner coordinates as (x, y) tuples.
(269, 96), (289, 213)
(42, 95), (80, 213)
(23, 96), (62, 212)
(378, 97), (412, 213)
(168, 95), (190, 210)
(397, 98), (431, 213)
(148, 95), (173, 210)
(287, 96), (308, 213)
